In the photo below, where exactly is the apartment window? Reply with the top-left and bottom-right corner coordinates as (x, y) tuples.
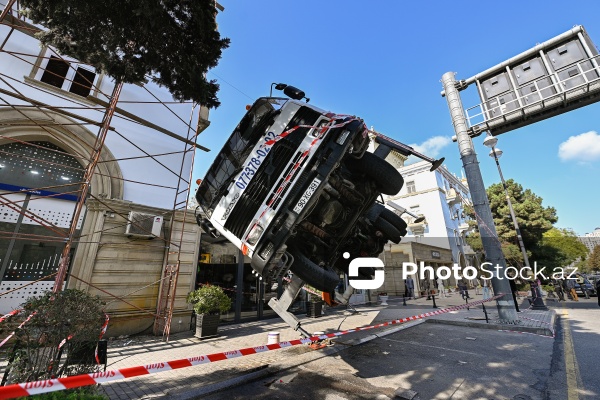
(406, 180), (416, 194)
(38, 55), (97, 97)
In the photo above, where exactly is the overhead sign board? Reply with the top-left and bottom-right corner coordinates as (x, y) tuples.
(465, 26), (600, 136)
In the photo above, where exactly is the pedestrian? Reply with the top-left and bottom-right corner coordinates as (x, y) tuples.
(566, 278), (579, 301)
(554, 280), (565, 301)
(437, 276), (445, 298)
(577, 276), (590, 299)
(458, 279), (470, 300)
(405, 276), (415, 299)
(482, 279), (491, 300)
(423, 279), (431, 299)
(561, 278), (571, 300)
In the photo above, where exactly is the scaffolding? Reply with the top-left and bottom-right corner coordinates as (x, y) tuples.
(0, 0), (210, 341)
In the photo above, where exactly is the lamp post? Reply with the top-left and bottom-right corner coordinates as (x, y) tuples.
(483, 135), (547, 310)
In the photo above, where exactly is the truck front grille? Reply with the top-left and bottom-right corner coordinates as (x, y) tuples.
(224, 106), (321, 239)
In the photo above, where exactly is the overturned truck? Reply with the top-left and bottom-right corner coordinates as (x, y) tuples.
(195, 86), (441, 337)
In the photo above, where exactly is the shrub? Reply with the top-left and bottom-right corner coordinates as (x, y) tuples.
(3, 289), (105, 385)
(186, 285), (232, 315)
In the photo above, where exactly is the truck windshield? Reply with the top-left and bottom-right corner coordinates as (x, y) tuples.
(196, 97), (286, 213)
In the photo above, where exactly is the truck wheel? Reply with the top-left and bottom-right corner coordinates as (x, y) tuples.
(366, 204), (408, 237)
(379, 207), (408, 237)
(288, 248), (340, 293)
(353, 152), (404, 195)
(373, 217), (401, 244)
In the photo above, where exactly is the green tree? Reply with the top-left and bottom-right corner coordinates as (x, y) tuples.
(465, 179), (558, 265)
(536, 228), (588, 273)
(20, 0), (229, 107)
(589, 244), (600, 272)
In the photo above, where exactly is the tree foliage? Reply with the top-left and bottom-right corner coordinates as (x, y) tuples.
(535, 228), (588, 272)
(20, 0), (230, 107)
(1, 290), (105, 385)
(465, 179), (558, 265)
(589, 245), (600, 272)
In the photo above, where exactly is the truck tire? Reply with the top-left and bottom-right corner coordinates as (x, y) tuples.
(288, 248), (340, 293)
(353, 152), (404, 195)
(379, 207), (408, 237)
(366, 204), (408, 237)
(373, 217), (401, 244)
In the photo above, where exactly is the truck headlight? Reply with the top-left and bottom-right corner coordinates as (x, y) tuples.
(246, 223), (264, 245)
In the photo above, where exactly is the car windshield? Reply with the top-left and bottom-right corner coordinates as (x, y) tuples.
(196, 97), (287, 213)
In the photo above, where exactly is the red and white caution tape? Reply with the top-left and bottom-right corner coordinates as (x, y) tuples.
(0, 294), (507, 399)
(0, 312), (36, 349)
(94, 313), (110, 364)
(0, 309), (20, 324)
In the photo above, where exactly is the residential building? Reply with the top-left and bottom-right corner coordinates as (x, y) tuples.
(580, 227), (600, 253)
(368, 131), (477, 295)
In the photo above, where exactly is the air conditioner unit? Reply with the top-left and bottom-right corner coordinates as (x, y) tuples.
(125, 212), (163, 238)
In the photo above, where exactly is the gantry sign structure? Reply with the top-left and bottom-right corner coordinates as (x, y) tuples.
(0, 0), (211, 340)
(441, 25), (600, 322)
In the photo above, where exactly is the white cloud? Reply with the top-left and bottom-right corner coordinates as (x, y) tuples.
(558, 131), (600, 163)
(408, 136), (451, 159)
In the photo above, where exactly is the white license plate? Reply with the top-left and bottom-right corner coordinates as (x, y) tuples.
(293, 177), (321, 214)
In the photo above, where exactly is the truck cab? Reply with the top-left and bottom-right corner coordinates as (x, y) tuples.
(196, 94), (407, 294)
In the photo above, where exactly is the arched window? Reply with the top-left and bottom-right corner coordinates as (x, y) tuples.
(0, 141), (86, 307)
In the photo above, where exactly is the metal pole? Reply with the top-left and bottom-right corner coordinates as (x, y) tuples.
(441, 72), (518, 323)
(491, 147), (547, 310)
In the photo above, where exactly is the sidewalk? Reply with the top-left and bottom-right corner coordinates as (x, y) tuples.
(379, 291), (556, 337)
(97, 291), (555, 399)
(0, 291), (557, 399)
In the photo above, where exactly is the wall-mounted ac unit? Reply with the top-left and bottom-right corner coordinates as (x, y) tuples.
(125, 212), (163, 238)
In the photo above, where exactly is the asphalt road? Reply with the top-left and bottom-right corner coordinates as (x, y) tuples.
(203, 321), (554, 400)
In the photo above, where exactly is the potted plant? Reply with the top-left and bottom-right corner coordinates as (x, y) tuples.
(186, 285), (232, 339)
(379, 292), (389, 306)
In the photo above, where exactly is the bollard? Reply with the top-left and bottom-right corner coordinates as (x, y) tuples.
(432, 292), (438, 308)
(482, 304), (489, 323)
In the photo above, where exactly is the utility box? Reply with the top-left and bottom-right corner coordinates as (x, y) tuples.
(125, 212), (163, 238)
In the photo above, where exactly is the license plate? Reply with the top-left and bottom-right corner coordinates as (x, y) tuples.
(293, 177), (321, 214)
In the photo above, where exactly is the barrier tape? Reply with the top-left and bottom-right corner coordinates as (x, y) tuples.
(0, 309), (20, 324)
(0, 294), (507, 399)
(94, 313), (110, 364)
(0, 312), (36, 349)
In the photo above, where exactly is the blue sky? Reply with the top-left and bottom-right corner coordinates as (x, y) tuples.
(194, 0), (600, 236)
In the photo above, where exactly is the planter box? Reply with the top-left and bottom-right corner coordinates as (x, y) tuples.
(195, 314), (220, 339)
(307, 302), (323, 318)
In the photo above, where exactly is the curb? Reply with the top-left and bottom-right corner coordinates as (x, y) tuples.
(166, 319), (425, 399)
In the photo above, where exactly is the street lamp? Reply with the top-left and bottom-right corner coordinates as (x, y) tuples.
(483, 135), (547, 310)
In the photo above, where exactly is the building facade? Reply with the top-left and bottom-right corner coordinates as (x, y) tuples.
(580, 227), (600, 253)
(368, 131), (477, 295)
(0, 4), (214, 336)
